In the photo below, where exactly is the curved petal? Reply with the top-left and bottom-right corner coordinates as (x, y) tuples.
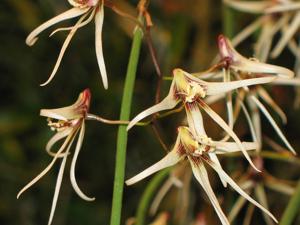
(205, 158), (278, 223)
(17, 129), (77, 199)
(250, 95), (296, 154)
(26, 7), (89, 46)
(46, 128), (73, 157)
(208, 153), (227, 187)
(127, 82), (179, 130)
(206, 77), (275, 96)
(95, 2), (108, 89)
(266, 2), (300, 14)
(70, 122), (95, 201)
(189, 159), (230, 225)
(199, 100), (259, 171)
(214, 141), (258, 153)
(126, 148), (182, 186)
(271, 11), (300, 58)
(224, 0), (270, 14)
(185, 103), (206, 137)
(40, 14), (88, 86)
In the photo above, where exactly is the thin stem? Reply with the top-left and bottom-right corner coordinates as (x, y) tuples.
(222, 3), (234, 39)
(279, 180), (300, 225)
(136, 168), (171, 225)
(109, 15), (144, 225)
(87, 113), (148, 126)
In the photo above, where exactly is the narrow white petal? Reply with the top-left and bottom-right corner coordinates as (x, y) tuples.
(49, 8), (96, 37)
(224, 0), (270, 13)
(271, 11), (300, 58)
(205, 159), (278, 223)
(266, 2), (300, 14)
(46, 128), (73, 157)
(254, 184), (275, 225)
(40, 14), (88, 86)
(271, 77), (300, 86)
(214, 141), (258, 153)
(209, 153), (227, 187)
(95, 2), (108, 89)
(17, 130), (77, 199)
(126, 150), (182, 186)
(255, 19), (274, 62)
(247, 96), (262, 149)
(26, 7), (89, 46)
(232, 16), (264, 47)
(205, 94), (225, 105)
(185, 104), (206, 137)
(257, 86), (287, 124)
(223, 69), (234, 129)
(239, 100), (258, 143)
(127, 83), (179, 130)
(48, 144), (70, 225)
(189, 159), (230, 225)
(199, 101), (259, 171)
(206, 77), (275, 96)
(70, 123), (95, 201)
(250, 95), (296, 154)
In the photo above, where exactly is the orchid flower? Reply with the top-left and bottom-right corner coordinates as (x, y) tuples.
(128, 68), (275, 170)
(229, 157), (295, 225)
(216, 35), (297, 154)
(17, 89), (95, 225)
(126, 126), (277, 225)
(224, 0), (300, 60)
(26, 0), (108, 88)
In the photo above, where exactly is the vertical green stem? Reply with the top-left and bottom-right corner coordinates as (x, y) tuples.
(279, 180), (300, 225)
(109, 19), (143, 225)
(222, 3), (234, 39)
(136, 168), (170, 225)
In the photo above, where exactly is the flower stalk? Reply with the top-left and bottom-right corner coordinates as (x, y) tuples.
(109, 14), (144, 225)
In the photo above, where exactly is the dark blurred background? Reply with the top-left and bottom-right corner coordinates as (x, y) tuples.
(1, 0), (300, 225)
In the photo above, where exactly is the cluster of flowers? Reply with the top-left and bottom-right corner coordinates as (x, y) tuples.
(17, 0), (299, 225)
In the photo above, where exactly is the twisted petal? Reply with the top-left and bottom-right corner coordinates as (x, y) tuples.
(223, 0), (270, 14)
(205, 158), (278, 223)
(95, 2), (108, 89)
(189, 159), (229, 225)
(26, 7), (89, 46)
(250, 95), (296, 154)
(70, 122), (95, 201)
(127, 82), (179, 130)
(126, 136), (183, 186)
(271, 11), (300, 58)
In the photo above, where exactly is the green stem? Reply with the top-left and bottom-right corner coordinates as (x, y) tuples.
(222, 3), (234, 38)
(109, 19), (144, 225)
(279, 180), (300, 225)
(136, 168), (171, 225)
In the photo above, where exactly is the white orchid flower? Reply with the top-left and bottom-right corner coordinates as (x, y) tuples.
(26, 0), (108, 88)
(224, 0), (300, 60)
(126, 126), (277, 225)
(17, 89), (95, 225)
(128, 68), (275, 170)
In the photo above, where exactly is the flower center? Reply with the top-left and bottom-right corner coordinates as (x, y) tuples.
(47, 118), (79, 131)
(185, 82), (206, 103)
(193, 135), (215, 156)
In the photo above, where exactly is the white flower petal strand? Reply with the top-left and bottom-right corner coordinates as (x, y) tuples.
(127, 84), (179, 130)
(48, 145), (70, 225)
(40, 14), (88, 86)
(247, 96), (262, 149)
(125, 150), (182, 186)
(189, 159), (230, 225)
(214, 141), (258, 153)
(46, 128), (73, 157)
(17, 130), (76, 199)
(70, 123), (95, 201)
(26, 7), (89, 46)
(209, 153), (227, 187)
(271, 77), (300, 85)
(200, 101), (259, 171)
(185, 104), (206, 137)
(206, 77), (275, 96)
(205, 159), (278, 223)
(95, 2), (108, 89)
(271, 11), (300, 58)
(266, 2), (300, 14)
(257, 87), (287, 124)
(250, 95), (296, 154)
(224, 0), (270, 14)
(239, 100), (258, 143)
